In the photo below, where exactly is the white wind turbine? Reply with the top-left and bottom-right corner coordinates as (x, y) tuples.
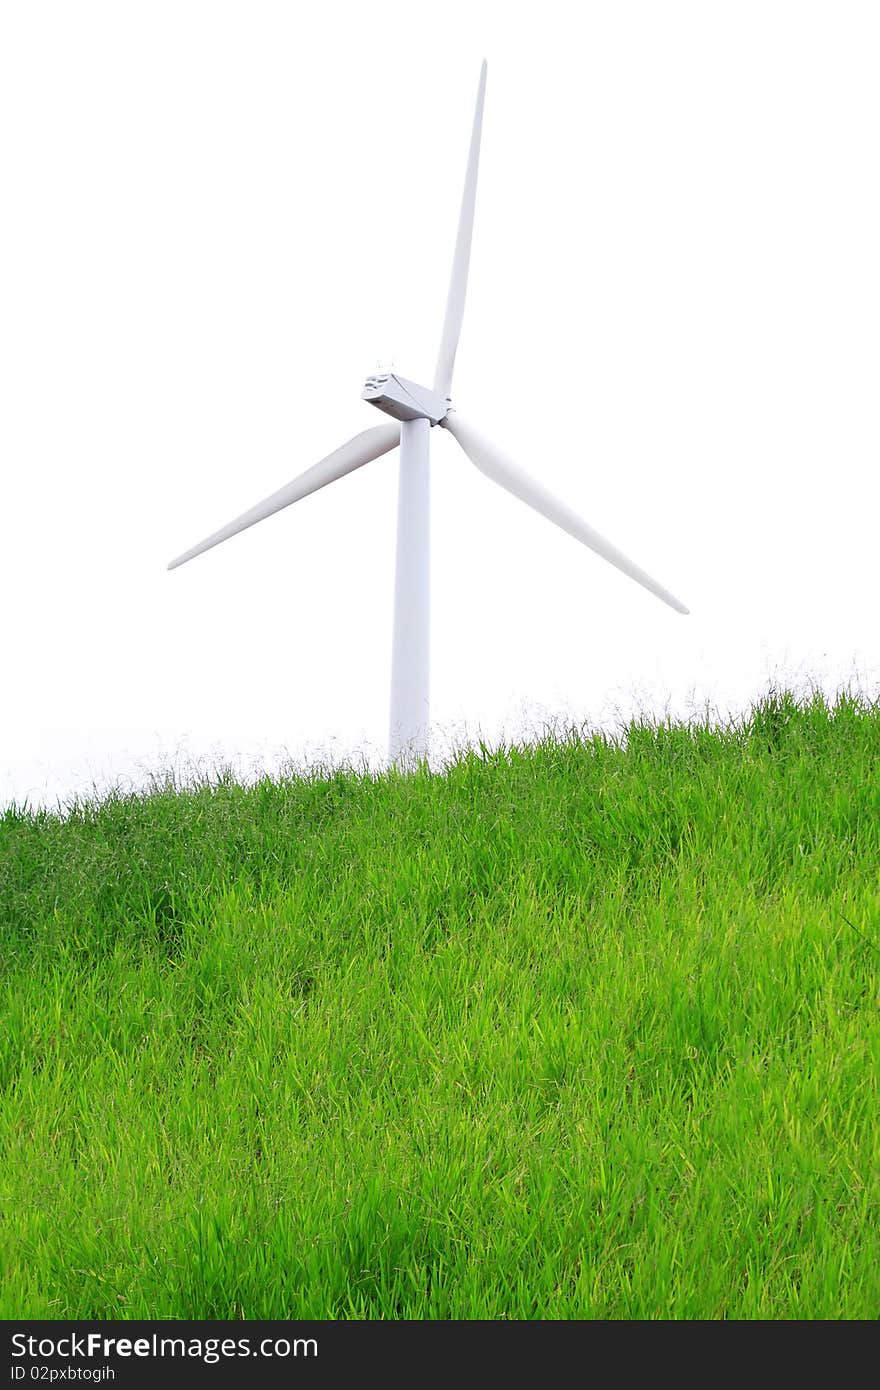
(169, 60), (688, 768)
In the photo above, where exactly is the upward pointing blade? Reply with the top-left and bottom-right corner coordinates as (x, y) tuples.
(433, 61), (487, 400)
(167, 423), (400, 570)
(442, 412), (689, 615)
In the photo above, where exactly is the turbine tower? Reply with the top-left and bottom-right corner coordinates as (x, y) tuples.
(169, 60), (688, 769)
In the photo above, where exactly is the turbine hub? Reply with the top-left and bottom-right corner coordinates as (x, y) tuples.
(362, 373), (449, 426)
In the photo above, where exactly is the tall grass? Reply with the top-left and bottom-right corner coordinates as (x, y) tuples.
(1, 688), (878, 1318)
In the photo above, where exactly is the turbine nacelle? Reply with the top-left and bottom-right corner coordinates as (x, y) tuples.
(362, 372), (449, 426)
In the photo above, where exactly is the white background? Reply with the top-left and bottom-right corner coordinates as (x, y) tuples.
(2, 1), (878, 808)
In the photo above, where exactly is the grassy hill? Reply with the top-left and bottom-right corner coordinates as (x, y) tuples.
(1, 689), (879, 1318)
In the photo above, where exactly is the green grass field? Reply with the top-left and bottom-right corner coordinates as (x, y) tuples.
(2, 688), (879, 1319)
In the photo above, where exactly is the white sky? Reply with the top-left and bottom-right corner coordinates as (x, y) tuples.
(2, 1), (878, 809)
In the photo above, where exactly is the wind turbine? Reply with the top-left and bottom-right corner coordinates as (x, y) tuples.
(168, 60), (688, 768)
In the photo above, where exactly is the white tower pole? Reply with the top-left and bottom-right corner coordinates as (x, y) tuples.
(389, 416), (431, 767)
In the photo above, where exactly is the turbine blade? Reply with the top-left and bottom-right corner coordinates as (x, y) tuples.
(442, 412), (689, 615)
(167, 423), (400, 570)
(433, 60), (487, 400)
